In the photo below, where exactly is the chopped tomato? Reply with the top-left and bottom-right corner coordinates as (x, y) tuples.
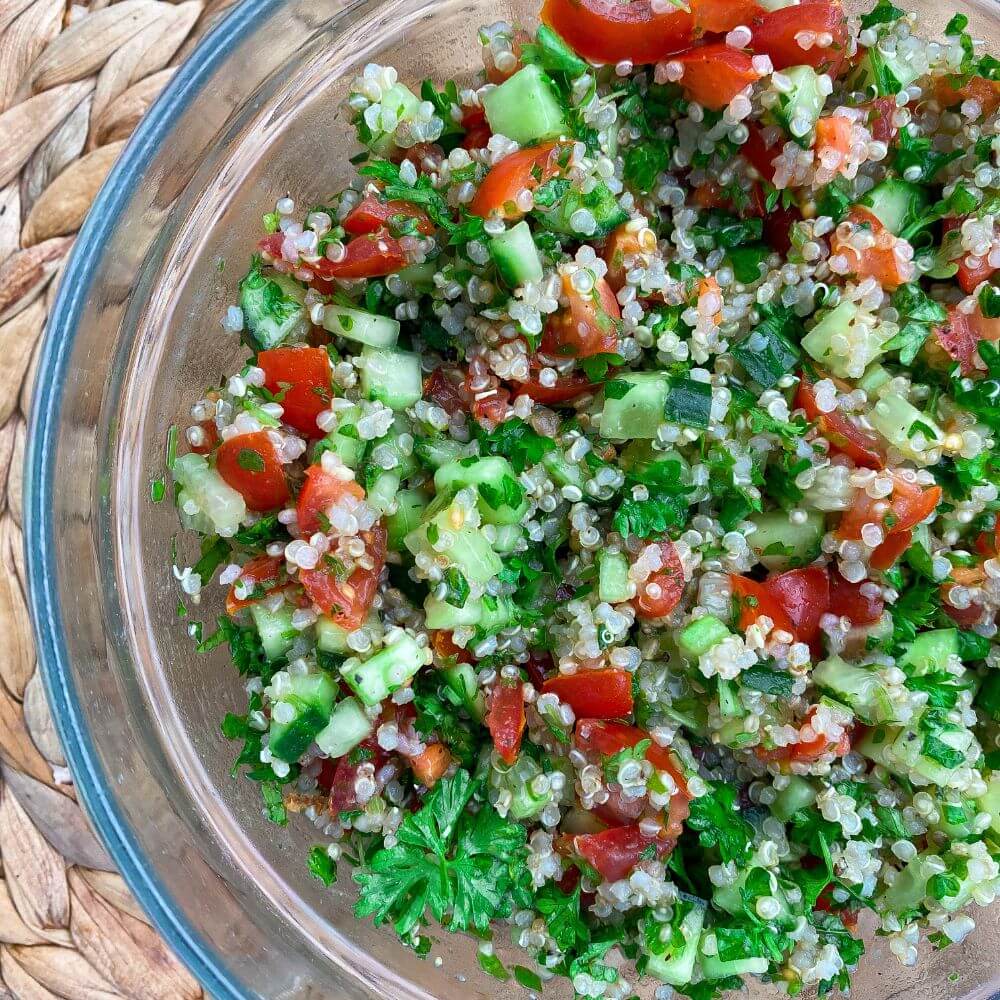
(693, 0), (761, 33)
(484, 28), (529, 83)
(757, 707), (850, 763)
(309, 230), (407, 280)
(814, 114), (853, 172)
(829, 570), (883, 625)
(469, 141), (571, 219)
(464, 358), (511, 425)
(870, 528), (912, 572)
(541, 669), (634, 719)
(296, 464), (366, 537)
(486, 680), (526, 764)
(837, 472), (941, 541)
(390, 142), (446, 172)
(741, 122), (782, 182)
(674, 44), (761, 111)
(633, 541), (685, 619)
(523, 650), (554, 689)
(750, 2), (848, 75)
(512, 369), (595, 405)
(941, 584), (985, 629)
(258, 346), (332, 439)
(326, 740), (388, 812)
(593, 785), (646, 827)
(423, 366), (470, 416)
(935, 74), (1000, 117)
(572, 825), (671, 882)
(867, 96), (898, 143)
(190, 419), (218, 455)
(941, 217), (998, 295)
(796, 371), (885, 469)
(541, 274), (621, 359)
(730, 574), (795, 637)
(430, 630), (473, 665)
(764, 567), (830, 645)
(540, 0), (693, 65)
(299, 522), (386, 628)
(216, 431), (290, 512)
(831, 206), (911, 291)
(604, 224), (646, 292)
(975, 530), (997, 559)
(933, 302), (1000, 373)
(343, 196), (434, 237)
(225, 555), (286, 614)
(408, 743), (452, 787)
(460, 107), (492, 150)
(763, 200), (802, 255)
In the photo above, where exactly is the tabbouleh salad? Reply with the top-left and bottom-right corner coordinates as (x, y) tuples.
(166, 0), (1000, 995)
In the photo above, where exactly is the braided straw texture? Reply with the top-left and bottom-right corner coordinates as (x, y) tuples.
(0, 0), (242, 995)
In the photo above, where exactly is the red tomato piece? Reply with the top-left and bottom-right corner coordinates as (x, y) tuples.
(603, 224), (647, 292)
(309, 230), (407, 280)
(941, 217), (998, 296)
(935, 300), (1000, 374)
(460, 107), (493, 150)
(764, 567), (830, 645)
(430, 630), (473, 665)
(541, 274), (621, 359)
(465, 365), (511, 425)
(512, 370), (595, 405)
(814, 114), (853, 171)
(730, 574), (795, 637)
(423, 366), (470, 416)
(757, 706), (850, 763)
(523, 650), (555, 689)
(796, 372), (885, 469)
(486, 681), (526, 764)
(750, 2), (848, 75)
(831, 206), (912, 291)
(574, 720), (688, 789)
(299, 522), (386, 628)
(540, 0), (694, 65)
(935, 74), (1000, 117)
(870, 528), (912, 572)
(190, 419), (218, 455)
(593, 784), (647, 827)
(941, 589), (985, 629)
(674, 44), (761, 111)
(327, 739), (388, 812)
(763, 200), (802, 255)
(741, 122), (783, 182)
(541, 669), (634, 719)
(216, 431), (290, 512)
(225, 555), (286, 614)
(837, 473), (941, 542)
(469, 142), (571, 220)
(258, 346), (332, 439)
(692, 0), (762, 33)
(867, 96), (898, 144)
(296, 464), (366, 537)
(572, 825), (670, 882)
(342, 196), (434, 237)
(633, 541), (685, 619)
(829, 570), (883, 625)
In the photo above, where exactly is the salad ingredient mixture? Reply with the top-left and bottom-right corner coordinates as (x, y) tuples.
(166, 1), (1000, 996)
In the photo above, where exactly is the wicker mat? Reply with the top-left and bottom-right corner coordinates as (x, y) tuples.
(0, 1), (245, 996)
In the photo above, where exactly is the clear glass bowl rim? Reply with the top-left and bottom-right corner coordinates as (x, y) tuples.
(24, 2), (273, 997)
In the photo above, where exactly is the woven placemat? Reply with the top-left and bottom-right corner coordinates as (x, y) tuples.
(0, 1), (244, 996)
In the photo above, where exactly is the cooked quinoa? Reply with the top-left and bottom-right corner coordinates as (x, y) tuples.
(167, 1), (1000, 996)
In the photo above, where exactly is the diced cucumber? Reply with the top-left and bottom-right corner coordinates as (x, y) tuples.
(360, 346), (423, 410)
(323, 304), (400, 348)
(482, 65), (568, 144)
(542, 450), (587, 492)
(812, 656), (897, 724)
(620, 441), (691, 484)
(857, 46), (921, 99)
(932, 798), (978, 839)
(414, 436), (468, 469)
(802, 300), (889, 379)
(771, 775), (817, 821)
(387, 489), (429, 550)
(397, 259), (438, 291)
(536, 181), (628, 239)
(315, 697), (374, 759)
(859, 179), (929, 237)
(491, 523), (525, 554)
(598, 550), (633, 604)
(434, 456), (529, 526)
(771, 65), (824, 146)
(315, 404), (366, 470)
(268, 672), (337, 762)
(424, 593), (484, 630)
(600, 373), (670, 441)
(644, 901), (706, 987)
(443, 662), (486, 722)
(714, 866), (792, 923)
(718, 678), (743, 718)
(860, 724), (977, 788)
(340, 632), (428, 705)
(858, 362), (890, 394)
(899, 628), (959, 676)
(249, 603), (297, 662)
(239, 259), (308, 351)
(489, 221), (544, 287)
(172, 453), (246, 538)
(868, 393), (943, 465)
(699, 946), (769, 980)
(749, 510), (824, 569)
(368, 82), (421, 154)
(406, 501), (504, 585)
(677, 615), (730, 659)
(880, 854), (933, 912)
(365, 470), (401, 516)
(316, 615), (352, 655)
(731, 324), (800, 390)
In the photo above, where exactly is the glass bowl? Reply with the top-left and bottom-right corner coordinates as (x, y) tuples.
(24, 0), (1000, 997)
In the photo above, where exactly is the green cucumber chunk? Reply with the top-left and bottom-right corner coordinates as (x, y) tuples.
(598, 550), (632, 603)
(269, 672), (338, 762)
(860, 178), (929, 236)
(249, 603), (297, 662)
(482, 64), (568, 144)
(771, 775), (817, 821)
(172, 453), (246, 538)
(360, 346), (423, 410)
(434, 456), (529, 526)
(600, 373), (670, 440)
(340, 632), (427, 706)
(677, 615), (730, 659)
(315, 404), (366, 470)
(315, 697), (374, 759)
(868, 393), (943, 464)
(239, 259), (308, 351)
(644, 901), (706, 987)
(749, 510), (824, 569)
(802, 300), (889, 379)
(772, 65), (824, 146)
(899, 628), (959, 675)
(489, 221), (544, 287)
(812, 656), (897, 724)
(323, 304), (400, 348)
(368, 82), (421, 154)
(387, 489), (430, 550)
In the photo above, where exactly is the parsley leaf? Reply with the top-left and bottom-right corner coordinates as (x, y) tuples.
(686, 782), (754, 863)
(308, 846), (338, 886)
(475, 417), (555, 473)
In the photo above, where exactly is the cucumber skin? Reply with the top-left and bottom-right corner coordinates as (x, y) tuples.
(489, 221), (544, 287)
(322, 304), (400, 349)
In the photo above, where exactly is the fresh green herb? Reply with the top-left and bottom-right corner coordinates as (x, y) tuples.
(442, 567), (471, 609)
(921, 733), (965, 769)
(513, 966), (543, 991)
(308, 846), (338, 886)
(861, 1), (904, 30)
(979, 284), (1000, 318)
(237, 448), (266, 472)
(664, 376), (712, 429)
(150, 478), (166, 503)
(727, 245), (770, 284)
(193, 535), (231, 586)
(477, 951), (510, 981)
(740, 663), (794, 697)
(521, 25), (588, 77)
(581, 352), (625, 384)
(623, 141), (672, 194)
(884, 284), (948, 364)
(475, 417), (555, 473)
(685, 782), (754, 863)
